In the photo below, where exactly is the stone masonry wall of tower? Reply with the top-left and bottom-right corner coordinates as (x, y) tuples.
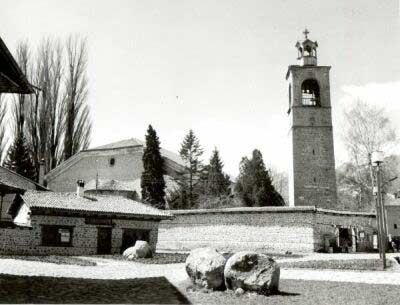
(287, 34), (338, 209)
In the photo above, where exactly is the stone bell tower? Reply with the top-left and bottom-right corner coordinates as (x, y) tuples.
(286, 29), (337, 209)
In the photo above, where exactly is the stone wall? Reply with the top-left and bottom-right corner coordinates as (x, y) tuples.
(158, 207), (376, 254)
(0, 215), (160, 255)
(384, 205), (400, 238)
(287, 65), (338, 209)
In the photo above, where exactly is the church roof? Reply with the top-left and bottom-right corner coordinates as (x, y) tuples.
(0, 36), (34, 94)
(85, 179), (136, 192)
(86, 138), (186, 166)
(89, 138), (144, 150)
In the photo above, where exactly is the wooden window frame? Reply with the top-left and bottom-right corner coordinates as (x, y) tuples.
(41, 225), (74, 247)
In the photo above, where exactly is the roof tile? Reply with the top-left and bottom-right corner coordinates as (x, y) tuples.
(23, 191), (172, 219)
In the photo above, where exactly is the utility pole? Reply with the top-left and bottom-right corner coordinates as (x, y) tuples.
(372, 151), (387, 269)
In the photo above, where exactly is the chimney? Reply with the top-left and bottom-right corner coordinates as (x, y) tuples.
(76, 180), (85, 197)
(39, 159), (45, 186)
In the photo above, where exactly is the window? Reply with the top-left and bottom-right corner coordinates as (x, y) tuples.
(395, 224), (398, 229)
(109, 158), (115, 166)
(42, 225), (73, 247)
(301, 79), (320, 106)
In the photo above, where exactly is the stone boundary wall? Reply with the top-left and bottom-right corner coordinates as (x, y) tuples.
(158, 207), (376, 254)
(0, 215), (160, 255)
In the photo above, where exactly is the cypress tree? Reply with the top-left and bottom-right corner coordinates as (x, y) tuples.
(4, 132), (36, 181)
(235, 149), (284, 207)
(179, 129), (203, 207)
(206, 148), (230, 196)
(140, 125), (166, 209)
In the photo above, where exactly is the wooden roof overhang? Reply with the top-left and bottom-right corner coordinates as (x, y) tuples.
(0, 37), (34, 94)
(0, 182), (25, 195)
(29, 207), (172, 222)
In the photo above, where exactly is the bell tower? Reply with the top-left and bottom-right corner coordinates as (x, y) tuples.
(286, 29), (337, 209)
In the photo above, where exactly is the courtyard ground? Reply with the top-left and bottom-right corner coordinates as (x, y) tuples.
(0, 253), (400, 304)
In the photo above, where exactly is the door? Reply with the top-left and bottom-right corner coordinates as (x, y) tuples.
(121, 229), (150, 253)
(97, 227), (112, 254)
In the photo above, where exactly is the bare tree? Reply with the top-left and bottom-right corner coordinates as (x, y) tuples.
(0, 94), (7, 162)
(11, 41), (31, 138)
(269, 166), (289, 204)
(26, 38), (65, 174)
(63, 35), (91, 161)
(339, 100), (398, 211)
(343, 100), (397, 165)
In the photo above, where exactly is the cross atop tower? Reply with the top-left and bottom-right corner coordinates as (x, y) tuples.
(295, 29), (318, 66)
(303, 28), (310, 39)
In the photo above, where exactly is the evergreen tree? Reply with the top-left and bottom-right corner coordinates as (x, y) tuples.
(179, 129), (203, 207)
(4, 132), (36, 181)
(140, 125), (166, 209)
(206, 148), (230, 196)
(235, 149), (284, 207)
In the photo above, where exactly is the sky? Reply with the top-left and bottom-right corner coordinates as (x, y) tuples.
(1, 0), (400, 176)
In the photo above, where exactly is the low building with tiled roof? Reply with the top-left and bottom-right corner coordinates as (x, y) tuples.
(0, 165), (48, 223)
(1, 182), (172, 255)
(45, 138), (187, 193)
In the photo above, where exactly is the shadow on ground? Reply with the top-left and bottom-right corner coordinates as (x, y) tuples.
(0, 274), (191, 304)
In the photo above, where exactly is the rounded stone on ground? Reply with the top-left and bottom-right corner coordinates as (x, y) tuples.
(185, 247), (227, 290)
(234, 287), (245, 296)
(122, 240), (153, 259)
(224, 251), (280, 295)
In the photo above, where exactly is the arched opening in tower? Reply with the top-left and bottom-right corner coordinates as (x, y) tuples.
(301, 79), (320, 106)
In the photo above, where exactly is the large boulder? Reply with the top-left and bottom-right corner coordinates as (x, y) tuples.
(224, 251), (280, 295)
(185, 247), (227, 290)
(123, 240), (153, 259)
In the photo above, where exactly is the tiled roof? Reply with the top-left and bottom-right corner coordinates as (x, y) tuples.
(88, 138), (186, 166)
(85, 179), (136, 192)
(90, 138), (144, 150)
(0, 181), (25, 194)
(23, 191), (172, 219)
(85, 176), (180, 197)
(0, 166), (48, 191)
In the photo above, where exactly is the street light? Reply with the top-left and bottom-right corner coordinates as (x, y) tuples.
(372, 150), (387, 269)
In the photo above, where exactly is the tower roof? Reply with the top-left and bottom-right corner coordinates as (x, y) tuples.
(295, 29), (318, 66)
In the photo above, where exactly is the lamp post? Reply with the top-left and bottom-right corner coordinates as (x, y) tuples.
(371, 151), (387, 269)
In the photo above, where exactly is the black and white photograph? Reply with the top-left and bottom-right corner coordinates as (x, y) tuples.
(0, 0), (400, 304)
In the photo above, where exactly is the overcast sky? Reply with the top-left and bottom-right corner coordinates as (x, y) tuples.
(1, 0), (400, 176)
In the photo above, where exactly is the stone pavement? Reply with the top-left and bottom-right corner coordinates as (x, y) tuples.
(1, 255), (400, 286)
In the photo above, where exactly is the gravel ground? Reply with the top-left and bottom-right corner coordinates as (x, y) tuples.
(178, 278), (400, 305)
(1, 256), (400, 286)
(0, 274), (190, 304)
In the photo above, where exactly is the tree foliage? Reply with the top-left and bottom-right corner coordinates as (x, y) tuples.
(141, 125), (166, 209)
(235, 149), (284, 207)
(338, 100), (399, 211)
(3, 133), (36, 181)
(205, 148), (230, 196)
(4, 36), (92, 181)
(179, 129), (203, 207)
(343, 100), (397, 165)
(0, 95), (7, 162)
(63, 35), (91, 161)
